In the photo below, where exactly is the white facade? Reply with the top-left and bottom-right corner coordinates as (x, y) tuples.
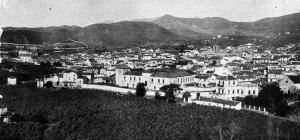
(115, 68), (196, 90)
(7, 77), (17, 85)
(215, 79), (260, 100)
(37, 71), (83, 88)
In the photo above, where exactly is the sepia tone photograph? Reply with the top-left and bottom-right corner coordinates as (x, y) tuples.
(0, 0), (300, 139)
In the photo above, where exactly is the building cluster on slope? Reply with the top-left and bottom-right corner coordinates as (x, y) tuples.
(3, 42), (300, 110)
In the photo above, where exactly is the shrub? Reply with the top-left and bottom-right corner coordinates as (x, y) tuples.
(135, 83), (146, 97)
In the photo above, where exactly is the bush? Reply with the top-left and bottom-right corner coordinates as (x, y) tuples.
(135, 83), (146, 97)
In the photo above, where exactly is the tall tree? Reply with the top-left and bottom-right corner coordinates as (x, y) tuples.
(135, 83), (146, 97)
(159, 84), (182, 103)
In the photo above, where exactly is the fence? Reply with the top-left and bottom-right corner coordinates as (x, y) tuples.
(242, 105), (269, 115)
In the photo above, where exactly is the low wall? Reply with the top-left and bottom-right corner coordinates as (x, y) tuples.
(81, 84), (156, 96)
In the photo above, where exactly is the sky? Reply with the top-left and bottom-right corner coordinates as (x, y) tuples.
(1, 0), (300, 27)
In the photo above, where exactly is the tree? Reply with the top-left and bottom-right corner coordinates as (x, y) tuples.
(53, 62), (62, 67)
(45, 61), (51, 66)
(135, 83), (146, 97)
(45, 81), (53, 88)
(155, 91), (161, 101)
(159, 84), (182, 103)
(244, 83), (291, 116)
(229, 121), (241, 140)
(182, 92), (191, 102)
(256, 83), (284, 114)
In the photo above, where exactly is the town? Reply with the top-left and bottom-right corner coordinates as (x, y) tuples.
(1, 0), (300, 139)
(1, 38), (300, 116)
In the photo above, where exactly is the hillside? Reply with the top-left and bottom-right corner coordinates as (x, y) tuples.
(2, 12), (300, 47)
(149, 13), (300, 39)
(0, 86), (299, 140)
(0, 21), (182, 49)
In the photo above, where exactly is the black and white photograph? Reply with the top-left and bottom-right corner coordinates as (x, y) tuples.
(0, 0), (300, 139)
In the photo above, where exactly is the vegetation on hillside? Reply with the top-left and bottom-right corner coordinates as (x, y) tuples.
(0, 85), (299, 140)
(239, 83), (299, 117)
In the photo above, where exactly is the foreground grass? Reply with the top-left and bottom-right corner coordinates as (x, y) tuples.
(0, 85), (299, 140)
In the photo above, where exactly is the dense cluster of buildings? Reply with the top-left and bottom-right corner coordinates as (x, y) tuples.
(2, 41), (300, 110)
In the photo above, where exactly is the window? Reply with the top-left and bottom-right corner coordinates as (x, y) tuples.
(154, 86), (156, 90)
(158, 79), (160, 83)
(232, 90), (235, 94)
(237, 89), (239, 93)
(124, 76), (126, 80)
(139, 77), (141, 82)
(241, 90), (243, 94)
(130, 77), (132, 80)
(253, 90), (256, 94)
(163, 79), (165, 83)
(196, 93), (200, 99)
(233, 81), (235, 85)
(151, 79), (153, 82)
(248, 91), (251, 95)
(228, 90), (230, 94)
(286, 80), (288, 83)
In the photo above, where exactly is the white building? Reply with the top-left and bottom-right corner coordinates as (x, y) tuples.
(278, 75), (300, 93)
(215, 76), (260, 100)
(18, 50), (33, 62)
(115, 65), (196, 90)
(7, 76), (17, 85)
(37, 71), (83, 88)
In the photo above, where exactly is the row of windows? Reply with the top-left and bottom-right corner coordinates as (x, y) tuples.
(124, 76), (193, 85)
(124, 76), (141, 82)
(151, 78), (165, 84)
(219, 89), (256, 95)
(177, 77), (193, 83)
(218, 80), (236, 86)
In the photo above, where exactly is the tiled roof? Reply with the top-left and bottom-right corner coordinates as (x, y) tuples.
(151, 69), (195, 78)
(195, 74), (210, 79)
(269, 70), (282, 74)
(115, 64), (130, 69)
(218, 76), (235, 80)
(124, 71), (143, 76)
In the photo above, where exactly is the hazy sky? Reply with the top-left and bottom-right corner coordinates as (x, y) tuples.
(1, 0), (300, 27)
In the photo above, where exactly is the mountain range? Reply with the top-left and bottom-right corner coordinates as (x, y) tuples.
(146, 13), (300, 38)
(1, 12), (300, 48)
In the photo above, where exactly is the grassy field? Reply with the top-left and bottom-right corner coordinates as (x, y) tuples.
(0, 85), (299, 140)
